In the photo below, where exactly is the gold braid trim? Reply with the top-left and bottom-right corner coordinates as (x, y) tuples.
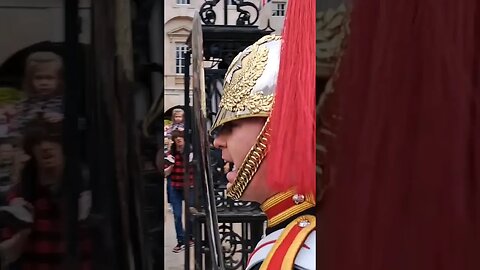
(261, 189), (297, 209)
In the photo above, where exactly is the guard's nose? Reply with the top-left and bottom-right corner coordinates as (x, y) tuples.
(213, 135), (226, 149)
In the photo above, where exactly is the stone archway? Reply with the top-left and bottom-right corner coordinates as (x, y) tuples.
(0, 41), (90, 88)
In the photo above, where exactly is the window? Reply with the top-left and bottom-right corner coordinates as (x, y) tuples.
(176, 0), (190, 4)
(175, 44), (188, 74)
(272, 2), (286, 17)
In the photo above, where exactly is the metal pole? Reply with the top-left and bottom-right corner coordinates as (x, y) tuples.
(224, 0), (228, 25)
(64, 0), (80, 268)
(183, 50), (192, 270)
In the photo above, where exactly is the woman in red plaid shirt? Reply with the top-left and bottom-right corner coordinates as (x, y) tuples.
(0, 118), (92, 269)
(164, 129), (194, 253)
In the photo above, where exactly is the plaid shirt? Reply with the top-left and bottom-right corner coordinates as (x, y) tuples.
(165, 151), (193, 189)
(8, 96), (63, 136)
(1, 185), (92, 270)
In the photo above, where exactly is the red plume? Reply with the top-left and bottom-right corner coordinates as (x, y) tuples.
(268, 0), (316, 195)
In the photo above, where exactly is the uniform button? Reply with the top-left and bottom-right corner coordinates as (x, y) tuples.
(298, 220), (310, 228)
(292, 194), (305, 204)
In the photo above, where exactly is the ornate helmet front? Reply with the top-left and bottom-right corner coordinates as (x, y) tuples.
(210, 35), (281, 136)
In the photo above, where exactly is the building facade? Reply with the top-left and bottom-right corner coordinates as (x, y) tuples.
(0, 0), (92, 66)
(164, 0), (287, 112)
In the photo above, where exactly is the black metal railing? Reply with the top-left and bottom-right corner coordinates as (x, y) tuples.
(199, 0), (260, 26)
(184, 11), (276, 268)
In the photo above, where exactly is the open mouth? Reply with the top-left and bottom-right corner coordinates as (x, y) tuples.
(41, 151), (55, 162)
(226, 165), (238, 185)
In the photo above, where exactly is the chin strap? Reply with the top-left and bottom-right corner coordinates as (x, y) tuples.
(226, 118), (271, 200)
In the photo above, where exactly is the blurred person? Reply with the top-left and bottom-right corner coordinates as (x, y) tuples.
(164, 130), (193, 253)
(0, 141), (30, 204)
(320, 0), (480, 270)
(164, 109), (185, 139)
(0, 118), (92, 269)
(163, 137), (171, 154)
(156, 139), (172, 212)
(0, 139), (21, 205)
(0, 87), (23, 138)
(163, 120), (171, 137)
(170, 109), (185, 131)
(9, 52), (64, 136)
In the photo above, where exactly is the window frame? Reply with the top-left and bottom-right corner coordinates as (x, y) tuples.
(176, 0), (190, 5)
(272, 2), (286, 17)
(175, 43), (189, 75)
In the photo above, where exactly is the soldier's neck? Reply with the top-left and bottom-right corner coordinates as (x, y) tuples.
(260, 189), (316, 229)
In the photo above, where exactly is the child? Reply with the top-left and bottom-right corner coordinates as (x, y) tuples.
(9, 52), (64, 136)
(164, 108), (185, 139)
(171, 109), (185, 131)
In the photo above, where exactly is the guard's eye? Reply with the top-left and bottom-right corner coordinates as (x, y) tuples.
(213, 122), (235, 138)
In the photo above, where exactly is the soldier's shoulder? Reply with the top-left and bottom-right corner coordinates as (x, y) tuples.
(246, 215), (316, 270)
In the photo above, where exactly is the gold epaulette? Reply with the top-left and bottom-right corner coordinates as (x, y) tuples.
(260, 190), (316, 228)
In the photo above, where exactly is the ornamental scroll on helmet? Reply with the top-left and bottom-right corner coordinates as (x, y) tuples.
(210, 35), (282, 135)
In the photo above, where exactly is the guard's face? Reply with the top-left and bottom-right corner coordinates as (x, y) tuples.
(213, 118), (272, 202)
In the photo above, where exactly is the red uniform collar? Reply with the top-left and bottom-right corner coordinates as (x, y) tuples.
(260, 189), (316, 228)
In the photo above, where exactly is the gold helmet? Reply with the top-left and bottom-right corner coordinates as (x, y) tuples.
(210, 34), (282, 200)
(210, 35), (281, 135)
